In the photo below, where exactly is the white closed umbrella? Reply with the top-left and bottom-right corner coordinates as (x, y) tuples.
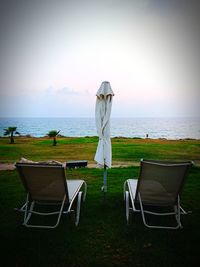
(94, 81), (114, 196)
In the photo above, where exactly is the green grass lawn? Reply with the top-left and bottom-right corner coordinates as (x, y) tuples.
(0, 166), (200, 267)
(0, 136), (200, 165)
(0, 137), (200, 266)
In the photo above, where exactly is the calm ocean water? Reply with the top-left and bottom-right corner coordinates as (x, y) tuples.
(0, 117), (200, 140)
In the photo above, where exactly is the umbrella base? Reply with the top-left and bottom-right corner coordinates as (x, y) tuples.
(101, 186), (107, 201)
(101, 185), (107, 193)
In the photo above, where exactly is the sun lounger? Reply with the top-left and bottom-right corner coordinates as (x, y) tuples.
(15, 162), (87, 228)
(124, 159), (192, 229)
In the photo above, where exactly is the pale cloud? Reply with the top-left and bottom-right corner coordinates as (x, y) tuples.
(0, 0), (200, 117)
(57, 87), (79, 96)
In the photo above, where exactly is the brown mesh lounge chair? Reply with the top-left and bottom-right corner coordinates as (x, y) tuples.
(15, 162), (87, 228)
(124, 159), (193, 229)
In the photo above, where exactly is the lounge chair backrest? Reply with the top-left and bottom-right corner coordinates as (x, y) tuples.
(135, 160), (192, 206)
(16, 163), (69, 202)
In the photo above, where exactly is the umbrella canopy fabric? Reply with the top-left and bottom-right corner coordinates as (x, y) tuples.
(94, 81), (114, 168)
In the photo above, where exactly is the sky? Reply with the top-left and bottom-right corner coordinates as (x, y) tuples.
(0, 0), (200, 118)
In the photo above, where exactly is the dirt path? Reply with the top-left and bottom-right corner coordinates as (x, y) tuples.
(0, 161), (138, 171)
(0, 163), (16, 170)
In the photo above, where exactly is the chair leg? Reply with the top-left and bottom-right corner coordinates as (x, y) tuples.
(174, 196), (183, 229)
(82, 181), (87, 202)
(125, 191), (130, 224)
(75, 192), (83, 226)
(138, 193), (153, 228)
(24, 201), (35, 225)
(23, 193), (34, 225)
(123, 181), (128, 200)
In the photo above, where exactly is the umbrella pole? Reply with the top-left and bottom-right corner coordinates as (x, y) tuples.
(103, 164), (107, 199)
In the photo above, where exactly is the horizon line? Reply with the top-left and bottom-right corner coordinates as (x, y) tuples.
(1, 116), (200, 119)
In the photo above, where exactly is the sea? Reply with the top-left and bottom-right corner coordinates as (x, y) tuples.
(0, 117), (200, 140)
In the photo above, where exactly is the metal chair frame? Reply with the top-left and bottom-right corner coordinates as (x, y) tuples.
(15, 163), (87, 228)
(124, 159), (192, 229)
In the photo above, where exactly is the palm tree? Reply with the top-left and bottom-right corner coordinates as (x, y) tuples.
(4, 127), (20, 144)
(47, 130), (60, 146)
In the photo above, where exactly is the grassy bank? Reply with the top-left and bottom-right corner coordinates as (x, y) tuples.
(0, 136), (200, 266)
(0, 136), (200, 165)
(0, 166), (200, 267)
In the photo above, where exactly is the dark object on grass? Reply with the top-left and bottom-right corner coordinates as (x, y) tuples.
(66, 160), (88, 169)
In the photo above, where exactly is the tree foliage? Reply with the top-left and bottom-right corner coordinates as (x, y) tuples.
(4, 127), (20, 144)
(47, 130), (60, 146)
